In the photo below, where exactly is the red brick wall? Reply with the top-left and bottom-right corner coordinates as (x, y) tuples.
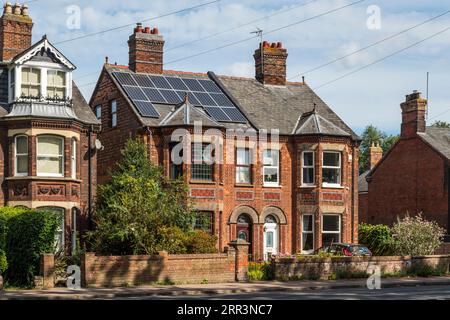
(359, 193), (369, 224)
(368, 137), (448, 229)
(0, 11), (33, 61)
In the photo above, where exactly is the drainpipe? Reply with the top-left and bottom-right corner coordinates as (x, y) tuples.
(88, 125), (93, 230)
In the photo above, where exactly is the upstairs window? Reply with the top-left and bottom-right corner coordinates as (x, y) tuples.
(236, 148), (251, 184)
(37, 135), (64, 177)
(47, 70), (66, 99)
(302, 151), (315, 186)
(322, 151), (342, 187)
(71, 139), (77, 179)
(15, 135), (28, 176)
(21, 67), (41, 98)
(95, 105), (102, 120)
(170, 142), (184, 180)
(111, 100), (117, 128)
(263, 149), (279, 186)
(191, 143), (213, 181)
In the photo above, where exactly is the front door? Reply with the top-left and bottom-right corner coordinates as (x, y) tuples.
(263, 220), (278, 260)
(237, 214), (253, 257)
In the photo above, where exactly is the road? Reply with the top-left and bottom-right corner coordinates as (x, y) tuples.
(119, 285), (450, 300)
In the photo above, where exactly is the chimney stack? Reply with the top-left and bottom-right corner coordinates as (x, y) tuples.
(400, 90), (427, 139)
(369, 142), (383, 169)
(0, 2), (33, 62)
(128, 23), (164, 74)
(254, 41), (288, 86)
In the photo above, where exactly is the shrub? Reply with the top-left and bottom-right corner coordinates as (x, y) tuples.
(358, 224), (393, 256)
(156, 226), (188, 254)
(6, 209), (62, 286)
(407, 264), (448, 277)
(184, 230), (218, 254)
(391, 213), (445, 256)
(0, 249), (7, 275)
(248, 262), (273, 281)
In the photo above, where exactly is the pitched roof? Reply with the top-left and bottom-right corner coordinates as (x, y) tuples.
(293, 108), (351, 137)
(418, 126), (450, 160)
(358, 170), (369, 193)
(159, 96), (222, 128)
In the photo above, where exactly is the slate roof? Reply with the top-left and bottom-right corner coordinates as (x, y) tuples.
(359, 170), (370, 193)
(292, 108), (351, 137)
(418, 126), (450, 160)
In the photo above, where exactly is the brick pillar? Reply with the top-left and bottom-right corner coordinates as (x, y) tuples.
(81, 252), (95, 288)
(40, 254), (55, 289)
(229, 239), (249, 282)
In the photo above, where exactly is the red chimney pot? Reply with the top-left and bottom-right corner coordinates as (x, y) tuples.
(277, 42), (282, 48)
(153, 28), (159, 35)
(144, 27), (151, 33)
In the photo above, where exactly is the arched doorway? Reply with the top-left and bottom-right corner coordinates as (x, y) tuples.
(263, 215), (278, 260)
(237, 214), (253, 256)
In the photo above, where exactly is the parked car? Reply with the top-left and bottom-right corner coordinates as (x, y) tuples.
(314, 243), (372, 257)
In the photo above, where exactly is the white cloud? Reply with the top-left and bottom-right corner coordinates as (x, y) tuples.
(226, 62), (254, 77)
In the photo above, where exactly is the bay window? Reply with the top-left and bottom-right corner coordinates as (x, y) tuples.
(38, 207), (65, 253)
(37, 135), (64, 177)
(47, 70), (66, 99)
(263, 149), (279, 186)
(191, 143), (213, 181)
(302, 151), (315, 186)
(322, 151), (341, 187)
(21, 67), (41, 97)
(302, 214), (314, 253)
(322, 214), (341, 246)
(15, 135), (28, 176)
(236, 148), (251, 184)
(71, 139), (77, 179)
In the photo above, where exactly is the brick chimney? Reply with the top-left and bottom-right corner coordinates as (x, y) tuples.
(0, 2), (33, 62)
(400, 90), (427, 139)
(128, 23), (164, 74)
(254, 41), (288, 86)
(369, 142), (383, 169)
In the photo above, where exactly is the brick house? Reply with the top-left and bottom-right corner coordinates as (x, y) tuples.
(90, 24), (360, 260)
(360, 90), (450, 236)
(0, 3), (100, 253)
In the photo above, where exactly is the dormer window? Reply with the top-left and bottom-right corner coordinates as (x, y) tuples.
(21, 67), (41, 98)
(47, 70), (66, 99)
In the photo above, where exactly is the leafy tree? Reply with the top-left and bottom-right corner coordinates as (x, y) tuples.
(358, 224), (393, 256)
(432, 121), (450, 128)
(359, 125), (399, 173)
(87, 138), (201, 255)
(391, 213), (445, 256)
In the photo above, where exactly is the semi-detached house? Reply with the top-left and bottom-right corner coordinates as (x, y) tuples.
(90, 23), (361, 260)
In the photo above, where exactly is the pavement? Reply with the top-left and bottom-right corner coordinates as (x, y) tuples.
(1, 276), (450, 300)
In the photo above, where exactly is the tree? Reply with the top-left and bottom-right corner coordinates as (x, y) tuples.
(391, 213), (445, 256)
(432, 121), (450, 128)
(88, 138), (200, 255)
(359, 125), (399, 173)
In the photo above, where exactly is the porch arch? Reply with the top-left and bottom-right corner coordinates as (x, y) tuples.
(260, 206), (287, 224)
(229, 205), (259, 224)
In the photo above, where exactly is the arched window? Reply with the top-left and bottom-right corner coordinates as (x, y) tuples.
(37, 207), (65, 253)
(71, 138), (77, 179)
(37, 135), (64, 177)
(265, 215), (277, 224)
(15, 135), (28, 176)
(237, 214), (251, 225)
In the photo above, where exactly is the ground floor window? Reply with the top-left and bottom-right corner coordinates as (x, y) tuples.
(194, 212), (214, 234)
(322, 214), (341, 246)
(302, 214), (314, 253)
(38, 206), (65, 252)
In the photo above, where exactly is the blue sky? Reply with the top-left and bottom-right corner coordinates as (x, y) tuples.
(25, 0), (450, 135)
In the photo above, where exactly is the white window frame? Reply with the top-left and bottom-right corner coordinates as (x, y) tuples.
(321, 214), (341, 244)
(46, 69), (67, 99)
(301, 214), (315, 254)
(322, 151), (342, 188)
(36, 135), (65, 177)
(301, 151), (315, 187)
(263, 149), (280, 187)
(236, 148), (251, 184)
(20, 66), (41, 98)
(15, 135), (28, 177)
(71, 139), (77, 179)
(111, 100), (117, 128)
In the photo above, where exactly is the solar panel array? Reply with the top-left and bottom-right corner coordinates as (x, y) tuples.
(112, 71), (247, 123)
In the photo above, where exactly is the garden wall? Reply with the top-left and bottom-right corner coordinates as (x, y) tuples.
(273, 255), (450, 280)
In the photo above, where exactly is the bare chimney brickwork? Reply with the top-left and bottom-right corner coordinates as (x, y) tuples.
(128, 23), (164, 74)
(400, 91), (427, 139)
(369, 142), (383, 169)
(0, 2), (33, 62)
(254, 41), (288, 86)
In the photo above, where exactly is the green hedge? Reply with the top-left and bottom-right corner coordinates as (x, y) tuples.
(358, 223), (393, 256)
(0, 207), (62, 286)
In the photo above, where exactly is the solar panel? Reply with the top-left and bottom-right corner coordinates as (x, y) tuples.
(193, 92), (217, 106)
(204, 106), (231, 122)
(122, 85), (147, 101)
(142, 88), (166, 103)
(134, 100), (159, 117)
(149, 76), (172, 89)
(160, 89), (182, 104)
(182, 78), (205, 92)
(112, 71), (247, 123)
(133, 74), (154, 88)
(113, 72), (137, 86)
(198, 79), (222, 93)
(210, 93), (234, 107)
(166, 77), (188, 91)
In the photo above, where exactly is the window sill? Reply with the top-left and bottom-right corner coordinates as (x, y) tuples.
(189, 180), (216, 185)
(235, 183), (254, 188)
(7, 176), (82, 183)
(263, 184), (282, 188)
(322, 184), (344, 189)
